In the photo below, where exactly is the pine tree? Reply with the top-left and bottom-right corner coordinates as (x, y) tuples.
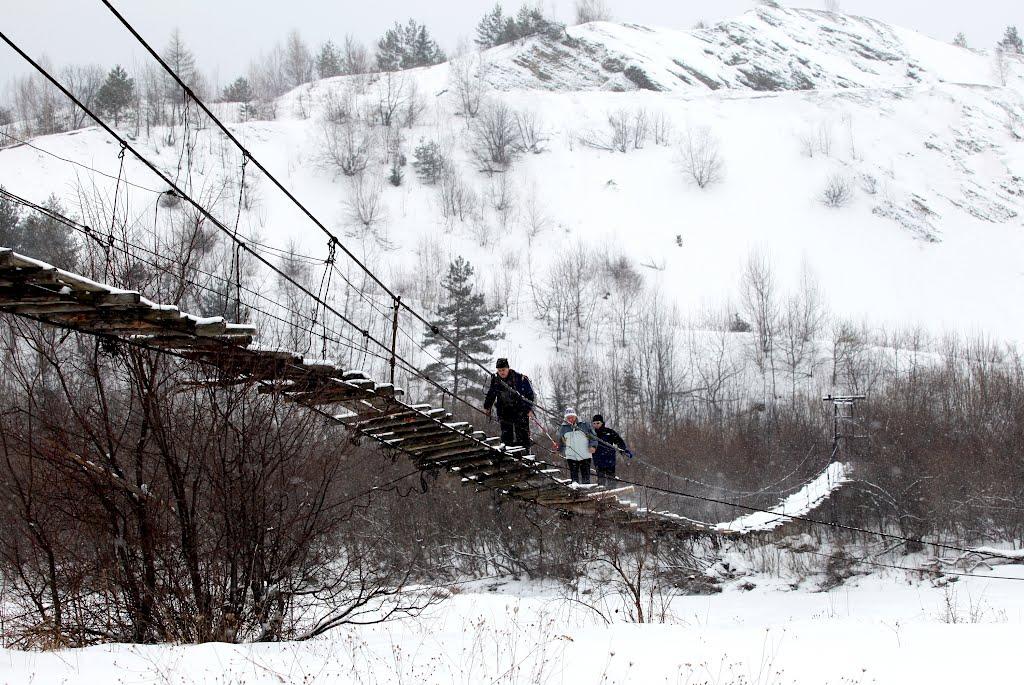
(953, 32), (968, 48)
(389, 158), (404, 186)
(316, 40), (343, 78)
(1000, 26), (1023, 54)
(376, 23), (406, 71)
(475, 3), (563, 48)
(96, 65), (136, 126)
(412, 139), (447, 184)
(223, 77), (256, 120)
(162, 29), (200, 95)
(423, 257), (503, 410)
(410, 23), (445, 67)
(222, 77), (253, 102)
(375, 19), (446, 71)
(10, 195), (78, 268)
(476, 4), (507, 48)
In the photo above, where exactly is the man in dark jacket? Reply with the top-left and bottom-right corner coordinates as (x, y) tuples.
(591, 414), (631, 487)
(483, 358), (535, 451)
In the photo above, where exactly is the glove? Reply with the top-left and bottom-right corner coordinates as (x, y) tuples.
(625, 449), (634, 460)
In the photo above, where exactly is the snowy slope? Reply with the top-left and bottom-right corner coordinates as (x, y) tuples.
(484, 6), (999, 92)
(0, 4), (1022, 365)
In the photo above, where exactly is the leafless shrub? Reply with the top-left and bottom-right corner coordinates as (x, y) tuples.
(468, 213), (493, 247)
(522, 182), (550, 243)
(321, 119), (376, 177)
(580, 109), (647, 153)
(450, 54), (488, 118)
(778, 266), (828, 406)
(321, 87), (358, 124)
(575, 0), (612, 24)
(632, 108), (649, 149)
(740, 248), (779, 394)
(800, 122), (834, 158)
(439, 167), (478, 222)
(369, 71), (411, 127)
(514, 109), (548, 154)
(821, 174), (852, 208)
(679, 126), (724, 189)
(469, 100), (521, 173)
(488, 174), (517, 229)
(860, 173), (879, 195)
(345, 173), (386, 230)
(400, 78), (425, 128)
(606, 109), (632, 152)
(651, 111), (673, 146)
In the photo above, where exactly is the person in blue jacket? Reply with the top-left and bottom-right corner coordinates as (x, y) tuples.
(591, 414), (631, 487)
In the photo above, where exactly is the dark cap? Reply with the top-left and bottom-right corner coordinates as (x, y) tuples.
(592, 414), (604, 424)
(496, 357), (509, 369)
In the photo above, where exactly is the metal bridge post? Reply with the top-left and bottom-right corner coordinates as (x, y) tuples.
(390, 295), (401, 385)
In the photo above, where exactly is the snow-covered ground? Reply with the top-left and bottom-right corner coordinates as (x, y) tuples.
(3, 562), (1023, 684)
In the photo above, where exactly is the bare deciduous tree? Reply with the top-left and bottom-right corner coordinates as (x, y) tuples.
(679, 126), (724, 189)
(469, 100), (521, 173)
(450, 54), (489, 118)
(778, 266), (828, 406)
(740, 249), (779, 405)
(370, 71), (411, 127)
(575, 0), (612, 24)
(283, 29), (314, 89)
(514, 109), (548, 154)
(345, 173), (386, 232)
(321, 118), (376, 177)
(439, 167), (478, 223)
(651, 111), (673, 146)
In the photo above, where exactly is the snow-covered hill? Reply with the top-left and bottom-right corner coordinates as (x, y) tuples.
(1, 3), (1023, 366)
(486, 6), (999, 92)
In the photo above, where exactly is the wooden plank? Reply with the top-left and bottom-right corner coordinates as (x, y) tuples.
(401, 434), (476, 456)
(409, 435), (493, 458)
(286, 385), (373, 405)
(415, 444), (495, 464)
(369, 426), (458, 444)
(347, 410), (427, 431)
(471, 465), (547, 488)
(388, 427), (474, 450)
(1, 302), (95, 315)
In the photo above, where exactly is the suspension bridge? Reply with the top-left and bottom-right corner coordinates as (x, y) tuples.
(0, 5), (852, 535)
(0, 245), (849, 532)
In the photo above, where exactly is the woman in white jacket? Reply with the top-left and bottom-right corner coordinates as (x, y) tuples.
(554, 408), (598, 484)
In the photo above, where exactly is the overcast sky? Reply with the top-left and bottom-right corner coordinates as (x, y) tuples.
(1, 1), (1018, 87)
